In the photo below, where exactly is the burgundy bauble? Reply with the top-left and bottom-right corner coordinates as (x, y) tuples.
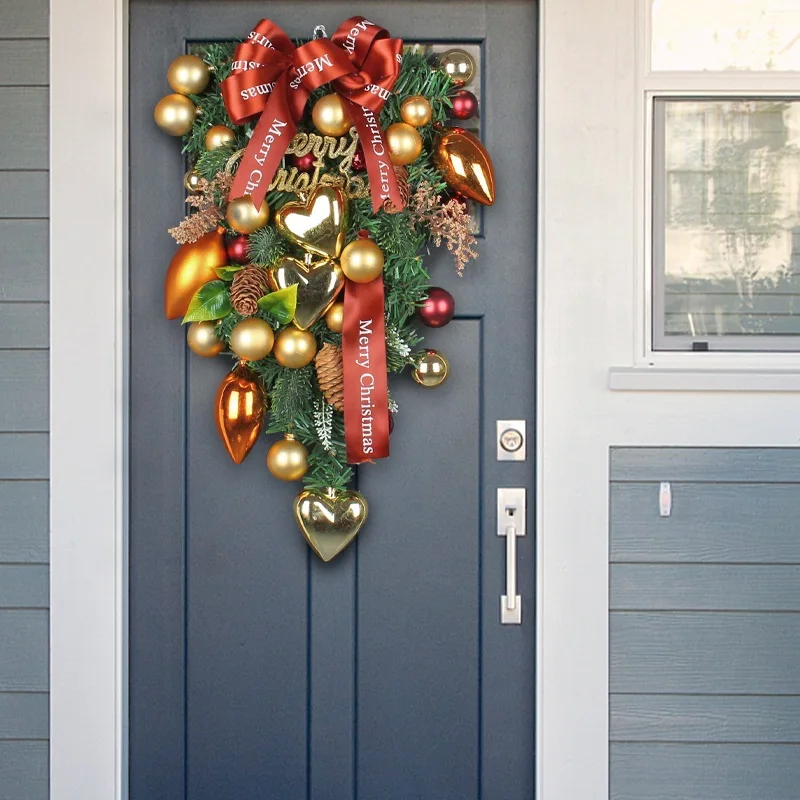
(226, 234), (250, 265)
(418, 287), (455, 328)
(351, 146), (366, 172)
(289, 152), (316, 172)
(388, 412), (395, 434)
(449, 90), (479, 121)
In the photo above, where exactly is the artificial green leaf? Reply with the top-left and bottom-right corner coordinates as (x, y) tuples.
(257, 284), (298, 326)
(182, 280), (232, 323)
(214, 265), (244, 281)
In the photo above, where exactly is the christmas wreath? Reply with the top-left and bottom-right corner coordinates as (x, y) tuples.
(153, 17), (494, 561)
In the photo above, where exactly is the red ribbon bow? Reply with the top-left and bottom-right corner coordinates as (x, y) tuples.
(222, 17), (404, 213)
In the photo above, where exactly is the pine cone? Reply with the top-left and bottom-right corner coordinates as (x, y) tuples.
(230, 266), (270, 316)
(315, 343), (344, 411)
(382, 165), (410, 214)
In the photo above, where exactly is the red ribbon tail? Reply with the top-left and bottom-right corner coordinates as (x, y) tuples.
(342, 278), (390, 464)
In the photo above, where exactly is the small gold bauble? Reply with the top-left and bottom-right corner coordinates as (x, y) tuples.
(267, 435), (309, 481)
(183, 169), (203, 193)
(154, 94), (197, 136)
(325, 302), (344, 333)
(186, 320), (224, 357)
(439, 48), (476, 87)
(274, 328), (318, 369)
(205, 124), (235, 150)
(311, 94), (352, 137)
(400, 95), (433, 128)
(167, 54), (211, 95)
(340, 237), (385, 283)
(229, 317), (275, 361)
(386, 122), (423, 166)
(413, 350), (449, 387)
(226, 196), (270, 234)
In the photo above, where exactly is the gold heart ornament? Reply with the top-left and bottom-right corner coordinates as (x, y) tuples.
(294, 489), (368, 562)
(274, 185), (348, 258)
(268, 256), (344, 330)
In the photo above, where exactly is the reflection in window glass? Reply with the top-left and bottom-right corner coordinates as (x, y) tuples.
(654, 99), (800, 349)
(652, 0), (800, 71)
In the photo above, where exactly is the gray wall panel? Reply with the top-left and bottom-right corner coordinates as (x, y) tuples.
(0, 303), (49, 348)
(0, 172), (48, 218)
(0, 352), (48, 431)
(611, 695), (800, 743)
(0, 482), (48, 562)
(0, 610), (47, 691)
(0, 434), (48, 478)
(611, 743), (800, 800)
(0, 0), (48, 37)
(0, 221), (48, 300)
(0, 693), (48, 739)
(0, 742), (47, 800)
(0, 565), (48, 607)
(0, 41), (48, 85)
(0, 89), (47, 169)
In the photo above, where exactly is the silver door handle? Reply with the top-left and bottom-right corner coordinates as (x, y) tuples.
(497, 488), (525, 624)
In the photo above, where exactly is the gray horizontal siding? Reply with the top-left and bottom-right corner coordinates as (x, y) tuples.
(0, 15), (51, 800)
(610, 448), (800, 800)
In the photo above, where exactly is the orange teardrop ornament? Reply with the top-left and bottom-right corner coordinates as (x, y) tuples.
(164, 228), (228, 319)
(433, 128), (496, 206)
(214, 367), (267, 464)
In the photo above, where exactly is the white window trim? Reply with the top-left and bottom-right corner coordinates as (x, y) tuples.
(50, 0), (128, 798)
(611, 0), (800, 390)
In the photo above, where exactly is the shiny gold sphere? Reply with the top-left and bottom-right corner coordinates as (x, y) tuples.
(266, 435), (309, 481)
(186, 320), (224, 357)
(386, 122), (423, 166)
(340, 238), (385, 283)
(154, 93), (197, 136)
(400, 95), (433, 128)
(413, 350), (449, 387)
(184, 169), (203, 193)
(229, 317), (275, 361)
(311, 94), (352, 137)
(226, 196), (270, 234)
(167, 54), (211, 95)
(205, 124), (235, 151)
(273, 328), (317, 368)
(325, 301), (344, 333)
(439, 48), (476, 87)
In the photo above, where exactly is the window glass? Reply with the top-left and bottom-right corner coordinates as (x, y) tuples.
(653, 98), (800, 349)
(652, 0), (800, 72)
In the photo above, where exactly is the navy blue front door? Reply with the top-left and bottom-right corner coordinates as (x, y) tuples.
(129, 2), (537, 798)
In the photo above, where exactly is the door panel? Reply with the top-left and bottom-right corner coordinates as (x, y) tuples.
(130, 3), (537, 799)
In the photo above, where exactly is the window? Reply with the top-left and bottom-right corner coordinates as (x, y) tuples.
(648, 1), (800, 352)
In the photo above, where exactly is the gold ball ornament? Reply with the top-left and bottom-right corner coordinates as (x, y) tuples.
(439, 48), (476, 87)
(266, 435), (309, 481)
(340, 237), (385, 283)
(167, 54), (211, 95)
(204, 124), (235, 150)
(413, 350), (450, 387)
(273, 328), (318, 369)
(229, 317), (275, 361)
(400, 95), (433, 128)
(154, 93), (197, 136)
(226, 196), (270, 234)
(325, 302), (344, 333)
(311, 94), (352, 137)
(183, 169), (203, 193)
(386, 122), (423, 166)
(186, 320), (224, 357)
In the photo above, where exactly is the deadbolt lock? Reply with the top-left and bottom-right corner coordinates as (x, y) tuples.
(496, 420), (526, 461)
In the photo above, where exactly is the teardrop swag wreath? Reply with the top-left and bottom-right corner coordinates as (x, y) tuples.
(154, 17), (495, 561)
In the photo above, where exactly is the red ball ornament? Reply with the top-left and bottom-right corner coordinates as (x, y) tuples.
(449, 90), (479, 121)
(351, 146), (366, 172)
(418, 287), (455, 328)
(289, 152), (316, 172)
(226, 234), (250, 265)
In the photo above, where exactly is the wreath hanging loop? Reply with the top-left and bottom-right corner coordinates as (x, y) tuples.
(313, 25), (328, 40)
